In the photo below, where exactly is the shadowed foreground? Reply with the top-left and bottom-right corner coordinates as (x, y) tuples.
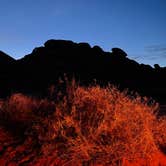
(0, 82), (166, 166)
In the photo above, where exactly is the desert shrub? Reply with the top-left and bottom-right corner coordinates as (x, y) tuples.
(0, 82), (166, 165)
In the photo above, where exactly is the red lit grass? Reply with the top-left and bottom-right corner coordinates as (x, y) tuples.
(0, 82), (166, 165)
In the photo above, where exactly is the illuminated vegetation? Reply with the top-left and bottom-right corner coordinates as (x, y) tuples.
(0, 81), (166, 165)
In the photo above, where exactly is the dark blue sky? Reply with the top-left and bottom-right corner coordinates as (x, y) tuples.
(0, 0), (166, 66)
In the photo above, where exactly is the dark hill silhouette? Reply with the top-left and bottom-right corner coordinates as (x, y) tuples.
(0, 51), (15, 68)
(0, 51), (16, 97)
(0, 39), (166, 104)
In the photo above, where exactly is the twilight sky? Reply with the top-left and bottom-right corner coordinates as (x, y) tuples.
(0, 0), (166, 66)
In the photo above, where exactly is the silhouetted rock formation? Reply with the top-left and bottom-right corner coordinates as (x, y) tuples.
(154, 64), (161, 70)
(0, 51), (16, 97)
(0, 39), (166, 104)
(112, 48), (127, 58)
(0, 51), (15, 72)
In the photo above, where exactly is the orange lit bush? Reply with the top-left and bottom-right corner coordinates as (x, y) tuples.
(0, 82), (166, 166)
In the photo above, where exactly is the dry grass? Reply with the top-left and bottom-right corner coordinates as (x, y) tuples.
(0, 81), (166, 165)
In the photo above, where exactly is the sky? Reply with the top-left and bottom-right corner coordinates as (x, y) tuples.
(0, 0), (166, 66)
